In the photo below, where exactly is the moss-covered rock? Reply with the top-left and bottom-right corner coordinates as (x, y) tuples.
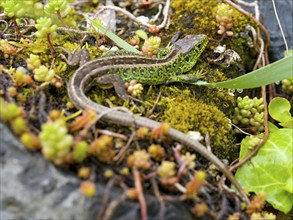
(156, 87), (236, 158)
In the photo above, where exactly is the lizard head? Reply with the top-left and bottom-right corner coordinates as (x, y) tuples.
(174, 34), (208, 55)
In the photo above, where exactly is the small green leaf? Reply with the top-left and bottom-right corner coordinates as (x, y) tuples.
(280, 119), (293, 129)
(268, 97), (292, 128)
(235, 128), (293, 213)
(135, 29), (148, 40)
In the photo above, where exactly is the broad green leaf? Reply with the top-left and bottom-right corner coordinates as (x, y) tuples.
(86, 16), (140, 54)
(193, 54), (293, 89)
(268, 97), (293, 128)
(235, 129), (293, 213)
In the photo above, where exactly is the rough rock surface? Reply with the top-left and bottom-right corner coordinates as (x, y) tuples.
(0, 122), (97, 220)
(258, 0), (293, 61)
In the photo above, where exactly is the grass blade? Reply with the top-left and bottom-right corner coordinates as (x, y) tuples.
(87, 16), (140, 54)
(193, 54), (293, 89)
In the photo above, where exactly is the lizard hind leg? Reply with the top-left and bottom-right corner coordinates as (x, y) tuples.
(94, 74), (129, 100)
(94, 74), (146, 105)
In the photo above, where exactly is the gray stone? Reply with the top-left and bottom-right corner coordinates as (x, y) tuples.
(257, 0), (292, 61)
(0, 122), (99, 220)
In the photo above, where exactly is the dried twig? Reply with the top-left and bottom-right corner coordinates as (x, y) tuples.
(133, 168), (147, 220)
(114, 131), (136, 163)
(0, 19), (9, 33)
(57, 27), (92, 35)
(96, 128), (128, 140)
(252, 37), (264, 70)
(46, 34), (55, 58)
(230, 122), (254, 136)
(97, 177), (117, 220)
(38, 91), (48, 123)
(93, 0), (171, 30)
(233, 0), (256, 7)
(147, 91), (162, 117)
(103, 193), (127, 220)
(151, 178), (165, 220)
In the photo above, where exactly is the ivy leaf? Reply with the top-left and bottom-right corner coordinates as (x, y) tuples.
(235, 128), (293, 213)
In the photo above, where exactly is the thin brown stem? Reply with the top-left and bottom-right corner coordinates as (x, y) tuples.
(97, 177), (117, 220)
(103, 193), (127, 220)
(56, 10), (74, 39)
(96, 128), (128, 141)
(47, 34), (55, 58)
(253, 37), (264, 70)
(151, 178), (165, 220)
(114, 131), (135, 163)
(93, 0), (170, 30)
(147, 91), (162, 117)
(12, 17), (21, 36)
(133, 168), (148, 220)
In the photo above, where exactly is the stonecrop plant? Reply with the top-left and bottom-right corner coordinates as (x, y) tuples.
(44, 0), (73, 17)
(216, 3), (234, 37)
(39, 118), (74, 165)
(26, 54), (56, 82)
(35, 17), (58, 39)
(1, 0), (44, 18)
(232, 96), (264, 133)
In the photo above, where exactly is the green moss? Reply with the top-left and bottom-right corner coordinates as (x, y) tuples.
(157, 87), (235, 157)
(184, 61), (235, 113)
(20, 87), (34, 100)
(170, 0), (251, 37)
(170, 0), (218, 35)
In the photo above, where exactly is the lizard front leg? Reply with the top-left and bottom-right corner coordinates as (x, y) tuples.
(167, 74), (199, 84)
